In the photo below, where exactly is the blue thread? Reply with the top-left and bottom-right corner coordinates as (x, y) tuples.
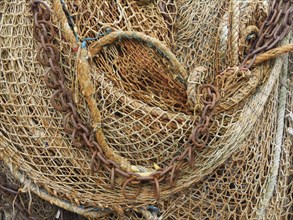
(147, 205), (160, 214)
(80, 29), (113, 48)
(147, 42), (153, 47)
(81, 41), (87, 49)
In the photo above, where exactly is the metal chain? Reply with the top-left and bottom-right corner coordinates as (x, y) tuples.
(31, 0), (219, 200)
(241, 0), (293, 68)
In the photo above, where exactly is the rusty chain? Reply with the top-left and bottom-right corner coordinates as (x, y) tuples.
(31, 0), (219, 200)
(241, 0), (293, 68)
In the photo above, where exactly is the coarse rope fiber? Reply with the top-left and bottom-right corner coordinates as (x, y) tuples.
(249, 43), (293, 66)
(0, 0), (292, 219)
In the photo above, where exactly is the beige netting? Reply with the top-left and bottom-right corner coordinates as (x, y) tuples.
(0, 0), (292, 219)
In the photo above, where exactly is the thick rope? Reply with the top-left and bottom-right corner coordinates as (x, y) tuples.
(0, 152), (110, 219)
(88, 31), (187, 81)
(249, 44), (293, 67)
(53, 0), (171, 175)
(230, 0), (240, 66)
(52, 0), (78, 49)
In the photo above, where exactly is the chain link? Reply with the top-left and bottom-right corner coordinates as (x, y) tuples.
(242, 0), (293, 68)
(31, 0), (220, 200)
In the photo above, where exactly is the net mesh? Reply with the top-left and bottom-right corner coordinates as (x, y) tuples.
(0, 0), (292, 219)
(0, 162), (57, 220)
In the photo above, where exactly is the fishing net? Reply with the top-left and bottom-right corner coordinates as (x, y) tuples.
(0, 0), (292, 219)
(0, 161), (88, 220)
(0, 161), (56, 220)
